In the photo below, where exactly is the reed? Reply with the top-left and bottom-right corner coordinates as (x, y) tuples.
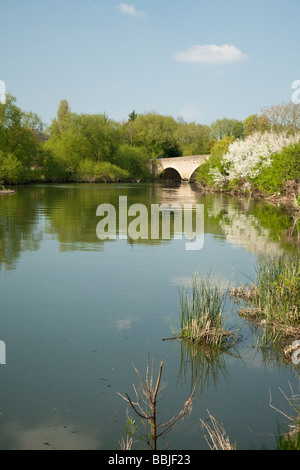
(269, 386), (300, 450)
(232, 255), (300, 338)
(178, 274), (240, 351)
(200, 410), (236, 450)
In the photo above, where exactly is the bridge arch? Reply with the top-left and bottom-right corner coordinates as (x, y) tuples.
(189, 167), (201, 182)
(159, 167), (182, 181)
(155, 155), (209, 182)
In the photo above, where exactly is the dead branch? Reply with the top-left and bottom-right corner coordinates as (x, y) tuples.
(118, 352), (196, 450)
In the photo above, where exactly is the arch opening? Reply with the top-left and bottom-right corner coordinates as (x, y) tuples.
(189, 166), (201, 182)
(159, 167), (182, 182)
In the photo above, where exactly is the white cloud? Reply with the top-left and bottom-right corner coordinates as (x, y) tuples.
(174, 44), (247, 64)
(178, 103), (203, 122)
(117, 3), (144, 17)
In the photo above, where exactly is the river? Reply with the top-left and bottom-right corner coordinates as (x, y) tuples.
(0, 182), (299, 450)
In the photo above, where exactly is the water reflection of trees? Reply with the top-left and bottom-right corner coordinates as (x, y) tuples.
(203, 193), (299, 257)
(1, 183), (299, 270)
(0, 188), (44, 270)
(44, 183), (205, 250)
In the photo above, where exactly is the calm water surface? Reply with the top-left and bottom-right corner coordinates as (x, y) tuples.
(0, 183), (299, 450)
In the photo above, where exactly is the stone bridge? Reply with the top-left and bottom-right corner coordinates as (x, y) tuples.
(154, 155), (210, 182)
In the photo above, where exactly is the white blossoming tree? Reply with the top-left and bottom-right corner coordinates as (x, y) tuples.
(210, 131), (300, 185)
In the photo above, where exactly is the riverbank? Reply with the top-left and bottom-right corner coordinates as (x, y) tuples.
(0, 189), (15, 196)
(193, 179), (300, 213)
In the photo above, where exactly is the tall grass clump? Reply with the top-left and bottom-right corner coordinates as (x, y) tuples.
(236, 255), (300, 337)
(178, 274), (240, 351)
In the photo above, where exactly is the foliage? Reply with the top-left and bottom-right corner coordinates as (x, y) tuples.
(252, 143), (300, 194)
(0, 152), (25, 183)
(196, 136), (234, 187)
(176, 120), (214, 156)
(114, 145), (151, 179)
(44, 101), (152, 181)
(0, 94), (46, 183)
(77, 159), (129, 182)
(2, 94), (299, 188)
(210, 131), (300, 185)
(196, 154), (229, 187)
(210, 135), (235, 158)
(210, 118), (244, 140)
(129, 114), (214, 159)
(243, 114), (271, 137)
(45, 104), (121, 168)
(128, 110), (138, 122)
(131, 113), (182, 159)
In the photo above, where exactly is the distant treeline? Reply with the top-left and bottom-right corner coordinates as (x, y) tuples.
(1, 94), (299, 187)
(0, 94), (242, 184)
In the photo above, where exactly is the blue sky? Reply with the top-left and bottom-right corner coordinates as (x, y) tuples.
(1, 0), (299, 126)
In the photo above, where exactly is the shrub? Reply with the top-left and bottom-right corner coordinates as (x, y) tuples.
(210, 135), (235, 159)
(196, 155), (229, 187)
(211, 131), (300, 185)
(252, 143), (300, 195)
(0, 152), (24, 183)
(114, 145), (151, 180)
(196, 136), (234, 187)
(77, 159), (129, 182)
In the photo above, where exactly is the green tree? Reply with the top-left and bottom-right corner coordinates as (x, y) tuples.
(125, 110), (138, 147)
(114, 144), (151, 179)
(210, 118), (244, 140)
(0, 94), (46, 182)
(176, 121), (214, 155)
(124, 113), (214, 159)
(48, 99), (72, 136)
(243, 114), (271, 137)
(210, 135), (235, 158)
(45, 104), (123, 177)
(128, 110), (138, 122)
(131, 113), (182, 159)
(0, 152), (24, 183)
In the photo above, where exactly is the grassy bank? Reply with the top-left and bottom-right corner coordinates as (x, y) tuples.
(230, 255), (300, 352)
